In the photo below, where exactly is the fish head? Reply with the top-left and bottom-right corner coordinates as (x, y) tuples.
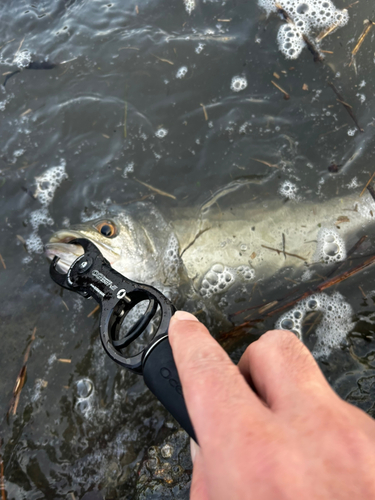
(45, 203), (184, 288)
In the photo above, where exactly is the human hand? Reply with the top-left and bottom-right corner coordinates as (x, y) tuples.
(169, 311), (375, 500)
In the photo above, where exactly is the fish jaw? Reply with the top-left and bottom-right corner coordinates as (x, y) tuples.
(45, 229), (120, 274)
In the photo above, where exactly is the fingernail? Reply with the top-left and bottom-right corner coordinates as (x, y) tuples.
(173, 311), (199, 322)
(190, 438), (199, 463)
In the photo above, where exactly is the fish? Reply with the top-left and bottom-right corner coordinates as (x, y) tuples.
(45, 190), (375, 310)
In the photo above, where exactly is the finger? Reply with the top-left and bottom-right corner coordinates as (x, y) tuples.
(190, 442), (210, 500)
(238, 329), (335, 412)
(169, 311), (270, 449)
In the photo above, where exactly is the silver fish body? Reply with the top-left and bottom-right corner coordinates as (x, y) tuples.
(45, 191), (375, 306)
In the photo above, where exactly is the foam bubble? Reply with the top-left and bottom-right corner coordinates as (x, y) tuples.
(34, 160), (67, 206)
(184, 0), (195, 14)
(276, 292), (354, 358)
(314, 227), (346, 263)
(155, 128), (168, 138)
(163, 234), (182, 282)
(195, 43), (205, 54)
(231, 76), (248, 92)
(75, 377), (95, 418)
(14, 49), (32, 69)
(199, 263), (255, 298)
(279, 180), (299, 200)
(123, 161), (134, 178)
(257, 0), (349, 59)
(176, 66), (188, 79)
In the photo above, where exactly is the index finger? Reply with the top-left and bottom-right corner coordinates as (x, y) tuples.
(168, 311), (271, 449)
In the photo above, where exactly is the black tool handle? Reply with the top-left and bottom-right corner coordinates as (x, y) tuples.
(142, 336), (197, 442)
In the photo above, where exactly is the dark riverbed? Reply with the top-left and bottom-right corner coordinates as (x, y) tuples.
(1, 0), (375, 498)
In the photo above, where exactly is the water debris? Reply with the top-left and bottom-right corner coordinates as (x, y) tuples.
(328, 82), (363, 133)
(87, 304), (100, 317)
(273, 72), (280, 79)
(135, 5), (139, 14)
(250, 157), (279, 168)
(13, 36), (26, 62)
(180, 227), (210, 257)
(258, 301), (279, 314)
(350, 20), (374, 68)
(217, 18), (232, 22)
(302, 83), (309, 91)
(134, 178), (176, 200)
(58, 359), (71, 363)
(360, 171), (375, 197)
(316, 20), (343, 42)
(61, 299), (69, 311)
(16, 234), (27, 251)
(359, 285), (366, 299)
(200, 103), (208, 121)
(0, 254), (5, 270)
(328, 163), (342, 173)
(282, 233), (286, 259)
(261, 244), (306, 261)
(222, 250), (375, 342)
(102, 134), (110, 139)
(271, 80), (290, 100)
(20, 108), (32, 117)
(151, 54), (174, 65)
(8, 327), (36, 417)
(321, 50), (334, 54)
(334, 215), (350, 226)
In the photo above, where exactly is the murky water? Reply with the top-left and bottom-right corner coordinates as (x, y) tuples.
(1, 0), (375, 498)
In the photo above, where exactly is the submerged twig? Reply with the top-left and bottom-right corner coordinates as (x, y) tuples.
(329, 82), (364, 132)
(350, 20), (374, 67)
(150, 54), (174, 65)
(282, 233), (286, 260)
(261, 244), (306, 261)
(200, 103), (208, 121)
(0, 254), (5, 270)
(133, 178), (176, 200)
(250, 157), (279, 168)
(220, 253), (375, 342)
(8, 327), (36, 416)
(180, 227), (210, 257)
(87, 304), (100, 318)
(360, 171), (375, 197)
(271, 80), (290, 100)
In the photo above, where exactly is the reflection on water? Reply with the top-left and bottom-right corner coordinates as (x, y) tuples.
(1, 0), (375, 497)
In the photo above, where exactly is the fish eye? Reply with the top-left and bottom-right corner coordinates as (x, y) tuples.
(95, 221), (117, 238)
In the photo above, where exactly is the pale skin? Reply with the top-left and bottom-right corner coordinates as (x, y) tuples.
(169, 311), (375, 500)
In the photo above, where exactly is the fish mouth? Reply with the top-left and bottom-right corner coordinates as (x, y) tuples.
(45, 230), (85, 274)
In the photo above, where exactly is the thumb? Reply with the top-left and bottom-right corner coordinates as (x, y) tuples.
(168, 310), (268, 449)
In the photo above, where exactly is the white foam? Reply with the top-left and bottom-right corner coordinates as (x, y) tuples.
(34, 160), (67, 206)
(231, 76), (248, 92)
(195, 43), (205, 54)
(276, 292), (354, 358)
(279, 180), (299, 200)
(123, 161), (134, 178)
(257, 0), (349, 59)
(184, 0), (195, 14)
(314, 227), (346, 263)
(163, 234), (182, 282)
(176, 66), (188, 79)
(199, 263), (255, 298)
(14, 49), (32, 69)
(155, 128), (168, 138)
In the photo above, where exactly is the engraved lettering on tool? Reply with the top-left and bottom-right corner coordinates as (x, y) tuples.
(160, 367), (183, 396)
(90, 284), (106, 297)
(92, 269), (118, 291)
